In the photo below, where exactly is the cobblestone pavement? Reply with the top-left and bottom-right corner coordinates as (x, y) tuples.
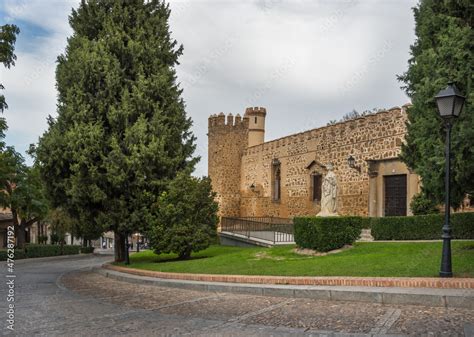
(0, 255), (473, 336)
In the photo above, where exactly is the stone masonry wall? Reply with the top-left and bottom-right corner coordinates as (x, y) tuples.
(239, 106), (409, 218)
(208, 113), (249, 218)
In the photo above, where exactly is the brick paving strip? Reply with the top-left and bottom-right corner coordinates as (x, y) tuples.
(96, 265), (474, 309)
(103, 264), (474, 289)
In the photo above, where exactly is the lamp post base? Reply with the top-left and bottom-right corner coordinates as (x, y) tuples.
(439, 271), (453, 278)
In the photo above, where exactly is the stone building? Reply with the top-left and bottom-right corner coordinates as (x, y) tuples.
(208, 104), (421, 219)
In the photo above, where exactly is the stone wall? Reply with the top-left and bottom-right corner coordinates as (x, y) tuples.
(208, 112), (249, 218)
(239, 106), (410, 217)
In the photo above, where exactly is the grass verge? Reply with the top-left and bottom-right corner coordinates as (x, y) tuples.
(118, 241), (474, 278)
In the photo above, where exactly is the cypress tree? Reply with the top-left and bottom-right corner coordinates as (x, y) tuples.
(36, 0), (196, 261)
(399, 0), (473, 208)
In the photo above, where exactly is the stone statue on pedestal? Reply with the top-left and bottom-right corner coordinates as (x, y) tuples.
(317, 163), (338, 216)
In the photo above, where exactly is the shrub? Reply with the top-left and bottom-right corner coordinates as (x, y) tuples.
(80, 246), (95, 254)
(23, 244), (81, 258)
(38, 235), (48, 244)
(0, 244), (83, 261)
(149, 172), (218, 259)
(371, 212), (474, 240)
(0, 249), (26, 261)
(50, 233), (60, 245)
(294, 216), (364, 252)
(61, 245), (81, 255)
(410, 192), (439, 215)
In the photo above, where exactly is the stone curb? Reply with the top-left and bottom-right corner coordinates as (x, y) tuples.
(103, 264), (474, 289)
(94, 266), (474, 309)
(1, 253), (94, 265)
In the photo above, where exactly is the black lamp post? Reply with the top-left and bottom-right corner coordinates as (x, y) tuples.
(434, 83), (465, 278)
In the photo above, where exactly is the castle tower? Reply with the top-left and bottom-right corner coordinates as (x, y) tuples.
(245, 107), (266, 147)
(208, 112), (249, 218)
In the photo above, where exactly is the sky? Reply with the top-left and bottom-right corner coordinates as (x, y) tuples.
(0, 0), (418, 177)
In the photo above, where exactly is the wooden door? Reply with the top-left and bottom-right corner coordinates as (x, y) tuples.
(384, 174), (407, 216)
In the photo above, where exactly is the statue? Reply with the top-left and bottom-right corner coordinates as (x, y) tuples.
(317, 163), (338, 216)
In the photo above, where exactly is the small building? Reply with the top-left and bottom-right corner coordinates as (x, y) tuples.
(208, 105), (421, 219)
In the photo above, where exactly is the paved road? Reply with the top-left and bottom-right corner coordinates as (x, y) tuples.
(0, 255), (473, 336)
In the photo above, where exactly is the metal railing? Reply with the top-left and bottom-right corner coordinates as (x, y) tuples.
(221, 217), (294, 244)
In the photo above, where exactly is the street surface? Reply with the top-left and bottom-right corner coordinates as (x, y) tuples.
(0, 255), (473, 336)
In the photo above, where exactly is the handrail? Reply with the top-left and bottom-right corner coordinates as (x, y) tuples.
(221, 217), (294, 244)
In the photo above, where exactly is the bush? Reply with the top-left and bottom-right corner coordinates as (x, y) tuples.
(0, 244), (83, 261)
(0, 249), (26, 261)
(149, 172), (218, 259)
(80, 246), (95, 254)
(38, 235), (48, 244)
(294, 216), (364, 252)
(371, 212), (474, 240)
(61, 245), (81, 255)
(23, 244), (81, 258)
(410, 192), (439, 215)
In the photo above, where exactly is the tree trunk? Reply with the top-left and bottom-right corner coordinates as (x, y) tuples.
(179, 247), (192, 260)
(16, 221), (26, 249)
(114, 231), (125, 262)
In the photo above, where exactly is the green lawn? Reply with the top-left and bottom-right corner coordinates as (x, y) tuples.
(121, 241), (474, 277)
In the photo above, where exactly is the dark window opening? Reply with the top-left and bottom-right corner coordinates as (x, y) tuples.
(255, 116), (258, 124)
(312, 174), (322, 201)
(272, 161), (281, 202)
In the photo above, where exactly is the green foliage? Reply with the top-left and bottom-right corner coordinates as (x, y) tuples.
(49, 233), (60, 245)
(0, 244), (85, 260)
(371, 212), (474, 240)
(148, 172), (218, 259)
(0, 144), (48, 246)
(35, 1), (197, 251)
(23, 244), (80, 258)
(410, 192), (439, 215)
(0, 24), (20, 112)
(398, 0), (473, 207)
(0, 249), (26, 261)
(37, 235), (48, 244)
(294, 216), (365, 252)
(80, 246), (95, 254)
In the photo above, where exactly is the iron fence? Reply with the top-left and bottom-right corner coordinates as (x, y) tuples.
(220, 217), (294, 244)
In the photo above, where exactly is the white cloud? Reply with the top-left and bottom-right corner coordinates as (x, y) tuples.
(0, 0), (417, 175)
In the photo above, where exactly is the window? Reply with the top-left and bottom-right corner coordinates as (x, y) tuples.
(312, 174), (322, 202)
(272, 159), (281, 201)
(255, 116), (258, 124)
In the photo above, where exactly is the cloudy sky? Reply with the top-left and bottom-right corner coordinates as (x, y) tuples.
(0, 0), (417, 176)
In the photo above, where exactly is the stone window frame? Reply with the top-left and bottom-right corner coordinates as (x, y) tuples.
(310, 173), (323, 203)
(271, 158), (281, 203)
(306, 160), (325, 204)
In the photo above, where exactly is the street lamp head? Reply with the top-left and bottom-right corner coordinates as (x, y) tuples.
(347, 155), (356, 168)
(435, 83), (466, 119)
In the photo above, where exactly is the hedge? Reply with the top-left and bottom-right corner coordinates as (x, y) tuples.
(24, 244), (81, 258)
(294, 216), (365, 252)
(80, 246), (95, 254)
(0, 244), (85, 261)
(371, 212), (474, 240)
(0, 249), (26, 261)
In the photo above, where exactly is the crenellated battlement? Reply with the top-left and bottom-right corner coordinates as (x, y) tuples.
(245, 106), (267, 117)
(242, 106), (408, 156)
(208, 112), (249, 129)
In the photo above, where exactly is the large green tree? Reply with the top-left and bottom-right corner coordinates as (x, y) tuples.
(35, 0), (196, 261)
(0, 24), (20, 113)
(0, 147), (48, 247)
(399, 0), (473, 208)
